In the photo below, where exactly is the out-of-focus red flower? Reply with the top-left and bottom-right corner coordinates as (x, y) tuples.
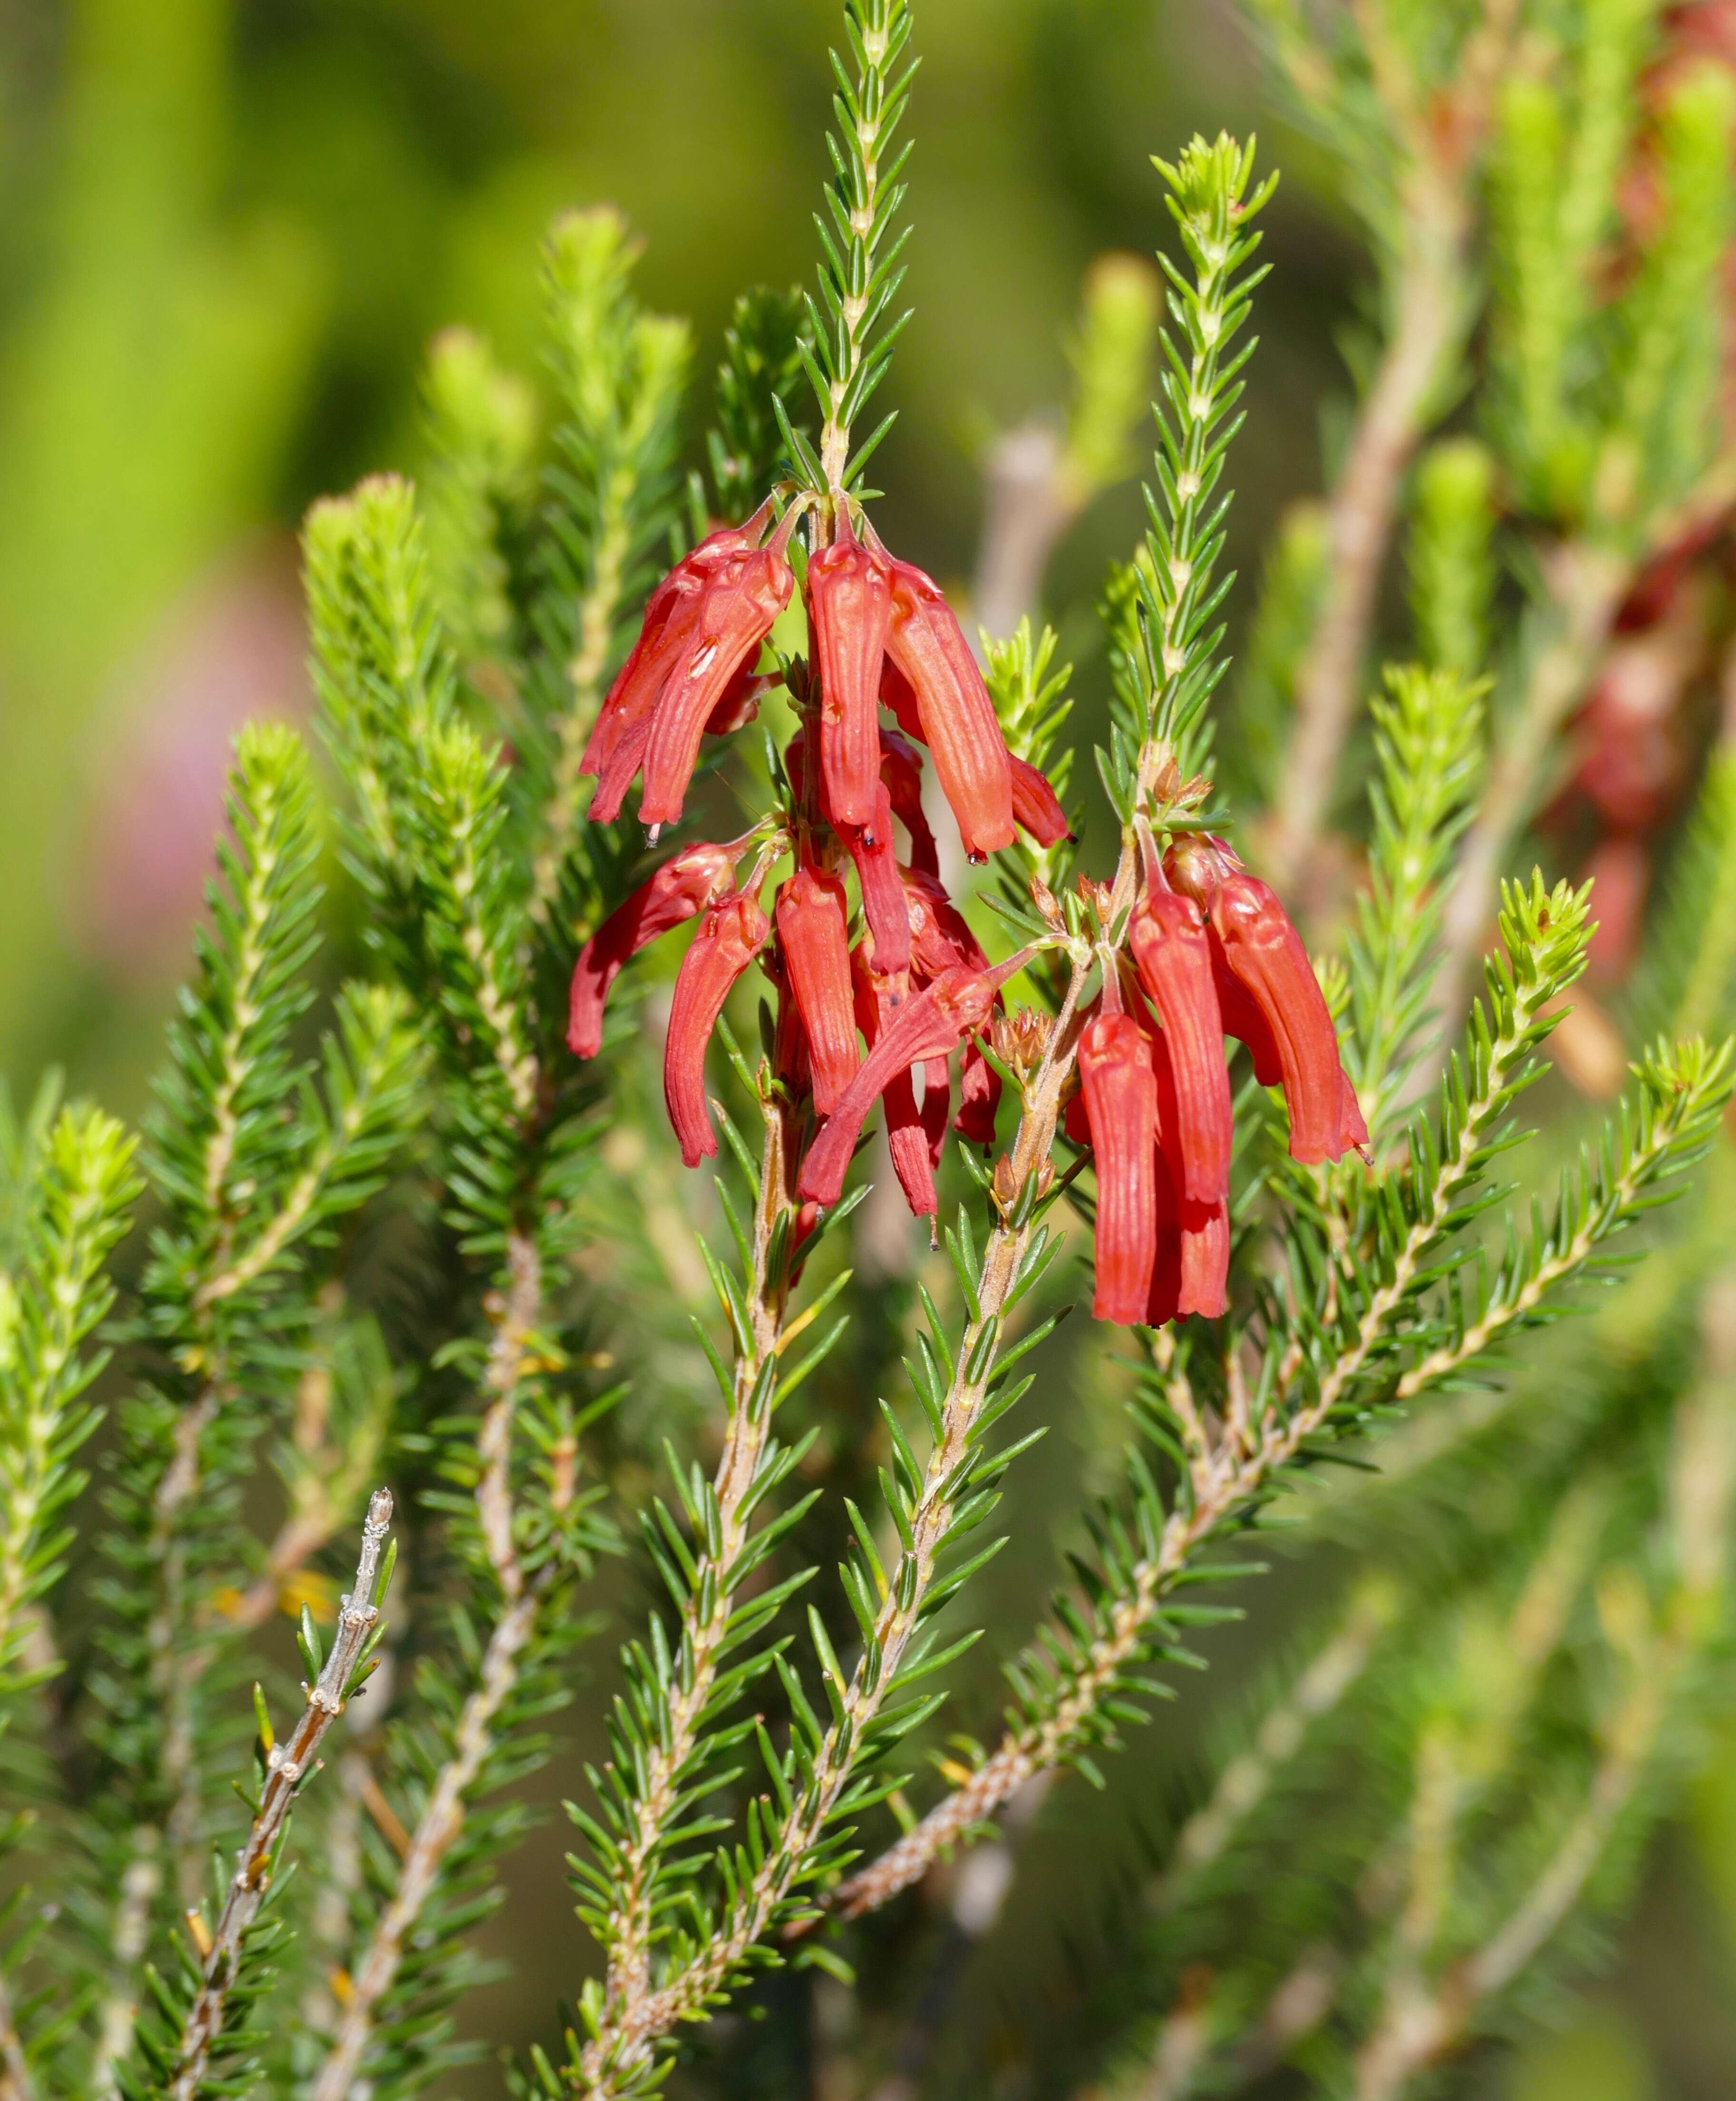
(663, 893), (769, 1167)
(1584, 835), (1654, 984)
(1129, 874), (1232, 1204)
(1077, 1011), (1159, 1323)
(955, 1037), (1001, 1147)
(883, 559), (1016, 859)
(879, 727), (939, 876)
(568, 840), (743, 1057)
(800, 963), (1005, 1205)
(810, 520), (893, 827)
(775, 865), (859, 1115)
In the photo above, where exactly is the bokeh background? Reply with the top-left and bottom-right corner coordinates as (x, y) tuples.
(2, 3), (1732, 2096)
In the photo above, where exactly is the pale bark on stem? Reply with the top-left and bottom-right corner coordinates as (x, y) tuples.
(1430, 545), (1629, 1033)
(305, 1232), (542, 2101)
(591, 1102), (798, 2019)
(166, 1489), (394, 2101)
(1267, 200), (1469, 899)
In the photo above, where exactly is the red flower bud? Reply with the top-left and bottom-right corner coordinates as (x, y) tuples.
(1078, 1011), (1159, 1324)
(663, 892), (769, 1167)
(834, 783), (911, 978)
(800, 962), (1007, 1205)
(880, 728), (939, 876)
(1009, 756), (1072, 848)
(775, 866), (858, 1116)
(638, 543), (794, 829)
(581, 524), (752, 804)
(1129, 880), (1233, 1205)
(1207, 868), (1364, 1165)
(567, 841), (741, 1058)
(883, 560), (1016, 859)
(809, 525), (893, 828)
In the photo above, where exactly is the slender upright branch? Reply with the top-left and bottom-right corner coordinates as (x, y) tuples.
(305, 1235), (543, 2101)
(165, 1489), (394, 2101)
(591, 1104), (800, 2018)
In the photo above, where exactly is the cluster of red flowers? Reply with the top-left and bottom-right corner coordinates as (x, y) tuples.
(566, 496), (1363, 1329)
(567, 499), (1066, 1224)
(1068, 836), (1366, 1325)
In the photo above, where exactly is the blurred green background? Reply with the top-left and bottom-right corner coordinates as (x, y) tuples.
(4, 3), (1732, 2096)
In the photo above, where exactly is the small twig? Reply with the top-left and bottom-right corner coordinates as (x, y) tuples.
(303, 1233), (543, 2101)
(165, 1489), (394, 2101)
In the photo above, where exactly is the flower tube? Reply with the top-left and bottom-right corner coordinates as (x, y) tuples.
(1129, 878), (1233, 1204)
(879, 728), (939, 876)
(1077, 1011), (1159, 1324)
(581, 520), (754, 798)
(775, 866), (858, 1115)
(810, 522), (893, 827)
(567, 841), (742, 1058)
(1207, 867), (1365, 1164)
(1009, 755), (1072, 848)
(883, 559), (1016, 858)
(663, 893), (769, 1167)
(835, 783), (911, 979)
(800, 963), (1004, 1206)
(638, 541), (795, 829)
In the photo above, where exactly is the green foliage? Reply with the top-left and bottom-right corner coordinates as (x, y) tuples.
(709, 287), (813, 523)
(1409, 437), (1498, 678)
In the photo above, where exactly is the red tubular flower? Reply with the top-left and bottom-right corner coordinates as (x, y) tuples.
(567, 841), (741, 1058)
(849, 950), (936, 1217)
(638, 542), (795, 829)
(1129, 880), (1232, 1204)
(810, 522), (893, 828)
(663, 893), (769, 1167)
(800, 963), (1006, 1205)
(581, 523), (752, 797)
(880, 728), (939, 876)
(775, 866), (858, 1116)
(883, 559), (1016, 860)
(1144, 1151), (1229, 1323)
(921, 1058), (951, 1168)
(1078, 1011), (1159, 1324)
(1206, 868), (1365, 1164)
(1009, 756), (1072, 848)
(955, 1036), (1000, 1147)
(835, 783), (911, 979)
(1212, 951), (1283, 1087)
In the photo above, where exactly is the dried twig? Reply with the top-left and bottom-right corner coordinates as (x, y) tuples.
(304, 1234), (543, 2101)
(165, 1488), (394, 2101)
